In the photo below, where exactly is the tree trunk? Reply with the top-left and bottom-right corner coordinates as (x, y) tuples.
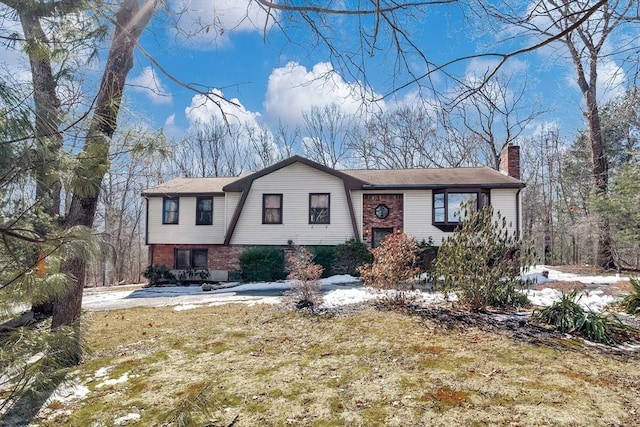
(52, 0), (156, 330)
(567, 30), (616, 270)
(584, 74), (616, 270)
(20, 9), (64, 317)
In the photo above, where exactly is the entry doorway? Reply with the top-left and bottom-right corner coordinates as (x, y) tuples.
(372, 227), (394, 248)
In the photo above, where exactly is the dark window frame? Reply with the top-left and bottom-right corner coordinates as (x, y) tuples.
(163, 197), (179, 224)
(262, 193), (283, 224)
(374, 203), (390, 219)
(174, 248), (208, 269)
(195, 197), (213, 225)
(309, 193), (330, 224)
(432, 188), (490, 232)
(372, 227), (394, 248)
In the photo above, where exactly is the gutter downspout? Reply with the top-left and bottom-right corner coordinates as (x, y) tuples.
(516, 188), (522, 238)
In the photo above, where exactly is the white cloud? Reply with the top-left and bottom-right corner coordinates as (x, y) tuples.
(128, 67), (173, 105)
(263, 61), (384, 126)
(465, 58), (528, 82)
(168, 0), (276, 48)
(163, 114), (184, 138)
(185, 88), (262, 129)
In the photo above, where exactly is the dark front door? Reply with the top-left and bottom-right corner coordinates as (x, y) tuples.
(372, 228), (394, 248)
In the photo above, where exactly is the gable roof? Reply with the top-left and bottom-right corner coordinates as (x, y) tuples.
(143, 156), (525, 197)
(222, 155), (368, 192)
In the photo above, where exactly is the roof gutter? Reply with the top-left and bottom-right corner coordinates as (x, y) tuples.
(360, 183), (525, 190)
(141, 191), (226, 198)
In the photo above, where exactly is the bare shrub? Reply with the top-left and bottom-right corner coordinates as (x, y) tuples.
(357, 232), (422, 305)
(285, 246), (324, 311)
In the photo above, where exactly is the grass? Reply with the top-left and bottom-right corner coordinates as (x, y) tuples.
(32, 303), (640, 426)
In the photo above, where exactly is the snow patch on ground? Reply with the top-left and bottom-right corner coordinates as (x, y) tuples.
(96, 372), (131, 388)
(82, 267), (628, 313)
(46, 380), (90, 404)
(320, 288), (378, 308)
(114, 412), (141, 425)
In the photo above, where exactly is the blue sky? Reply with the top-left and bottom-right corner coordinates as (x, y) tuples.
(2, 1), (633, 152)
(124, 1), (616, 141)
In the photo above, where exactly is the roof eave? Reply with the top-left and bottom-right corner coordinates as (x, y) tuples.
(360, 182), (525, 190)
(141, 191), (227, 198)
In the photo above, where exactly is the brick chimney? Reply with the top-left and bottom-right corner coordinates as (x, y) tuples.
(500, 144), (520, 180)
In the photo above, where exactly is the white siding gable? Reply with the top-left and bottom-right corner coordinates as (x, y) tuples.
(230, 162), (355, 245)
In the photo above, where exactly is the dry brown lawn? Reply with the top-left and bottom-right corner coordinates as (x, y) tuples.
(34, 303), (640, 426)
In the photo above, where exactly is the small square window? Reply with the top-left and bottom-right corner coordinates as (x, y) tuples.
(192, 249), (208, 268)
(175, 249), (190, 269)
(309, 193), (330, 224)
(163, 198), (179, 224)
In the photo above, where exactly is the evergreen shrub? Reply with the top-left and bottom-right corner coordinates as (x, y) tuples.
(331, 238), (373, 276)
(429, 202), (534, 310)
(310, 246), (336, 278)
(239, 247), (286, 282)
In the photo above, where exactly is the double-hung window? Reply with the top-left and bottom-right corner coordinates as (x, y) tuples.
(163, 197), (179, 224)
(309, 193), (330, 224)
(196, 197), (213, 225)
(175, 249), (208, 269)
(433, 189), (490, 230)
(263, 194), (283, 224)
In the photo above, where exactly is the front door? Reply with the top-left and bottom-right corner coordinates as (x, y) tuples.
(372, 228), (394, 248)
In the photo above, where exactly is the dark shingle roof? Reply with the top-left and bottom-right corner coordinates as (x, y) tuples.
(342, 167), (523, 188)
(142, 176), (240, 196)
(143, 157), (524, 196)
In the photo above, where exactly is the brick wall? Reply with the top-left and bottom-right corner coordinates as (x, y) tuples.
(362, 194), (404, 247)
(149, 244), (244, 271)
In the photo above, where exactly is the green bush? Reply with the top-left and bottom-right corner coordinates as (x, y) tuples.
(621, 277), (640, 316)
(331, 238), (373, 276)
(310, 246), (336, 278)
(142, 264), (175, 285)
(429, 202), (534, 310)
(417, 237), (438, 272)
(239, 247), (286, 282)
(177, 269), (211, 284)
(535, 290), (585, 332)
(535, 290), (635, 345)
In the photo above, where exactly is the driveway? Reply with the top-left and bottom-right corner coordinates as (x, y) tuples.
(82, 276), (363, 311)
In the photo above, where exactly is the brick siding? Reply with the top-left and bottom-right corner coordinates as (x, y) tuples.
(149, 244), (244, 271)
(362, 194), (404, 247)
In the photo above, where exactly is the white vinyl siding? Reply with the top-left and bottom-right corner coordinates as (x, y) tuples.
(403, 190), (448, 243)
(489, 188), (520, 233)
(230, 162), (354, 245)
(147, 195), (227, 244)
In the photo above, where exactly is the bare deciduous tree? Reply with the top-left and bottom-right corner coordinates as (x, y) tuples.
(492, 0), (640, 268)
(302, 104), (355, 168)
(452, 73), (541, 170)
